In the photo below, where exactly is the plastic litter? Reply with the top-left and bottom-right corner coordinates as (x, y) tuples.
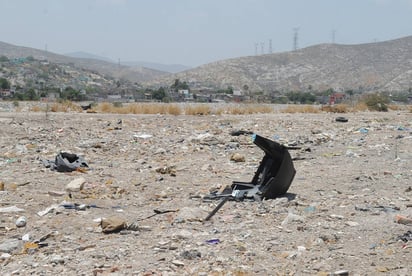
(398, 230), (412, 242)
(42, 152), (88, 172)
(206, 239), (220, 245)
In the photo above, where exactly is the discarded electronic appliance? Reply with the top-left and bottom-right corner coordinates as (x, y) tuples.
(204, 134), (296, 221)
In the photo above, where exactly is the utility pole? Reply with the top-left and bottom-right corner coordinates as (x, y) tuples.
(268, 39), (273, 54)
(255, 43), (258, 56)
(260, 42), (265, 55)
(293, 28), (299, 51)
(331, 29), (336, 44)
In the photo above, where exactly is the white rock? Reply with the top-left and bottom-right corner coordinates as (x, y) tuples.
(15, 216), (27, 227)
(66, 177), (86, 192)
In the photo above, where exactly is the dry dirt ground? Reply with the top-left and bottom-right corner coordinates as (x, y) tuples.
(0, 108), (411, 275)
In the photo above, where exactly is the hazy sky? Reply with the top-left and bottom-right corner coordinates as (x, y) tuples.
(1, 0), (412, 66)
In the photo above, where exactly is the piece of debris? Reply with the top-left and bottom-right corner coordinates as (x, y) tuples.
(395, 214), (412, 225)
(230, 130), (253, 136)
(155, 166), (176, 176)
(0, 206), (25, 213)
(335, 117), (348, 123)
(205, 134), (296, 221)
(37, 204), (61, 217)
(81, 103), (92, 111)
(180, 249), (201, 260)
(43, 152), (89, 172)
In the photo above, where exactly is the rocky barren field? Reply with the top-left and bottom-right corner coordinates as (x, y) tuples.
(0, 107), (411, 275)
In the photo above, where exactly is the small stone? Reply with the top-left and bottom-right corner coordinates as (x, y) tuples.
(0, 252), (11, 260)
(100, 216), (127, 233)
(333, 270), (349, 276)
(230, 153), (245, 162)
(50, 255), (65, 265)
(175, 206), (208, 222)
(180, 249), (201, 260)
(15, 216), (27, 227)
(201, 164), (212, 171)
(66, 177), (86, 192)
(0, 239), (22, 253)
(172, 229), (193, 240)
(345, 221), (359, 227)
(171, 260), (185, 267)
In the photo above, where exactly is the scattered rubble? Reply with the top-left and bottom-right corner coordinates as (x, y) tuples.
(0, 110), (411, 275)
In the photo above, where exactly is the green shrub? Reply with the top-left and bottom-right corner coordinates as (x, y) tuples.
(361, 93), (389, 111)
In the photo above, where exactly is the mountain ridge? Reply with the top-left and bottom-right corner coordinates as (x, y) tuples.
(145, 35), (412, 93)
(0, 41), (169, 83)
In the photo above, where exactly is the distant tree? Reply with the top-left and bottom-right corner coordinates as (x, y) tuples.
(25, 89), (38, 100)
(152, 87), (167, 101)
(61, 87), (81, 101)
(0, 78), (10, 89)
(0, 56), (9, 62)
(345, 89), (354, 96)
(321, 88), (335, 96)
(286, 91), (316, 104)
(217, 86), (234, 94)
(361, 93), (389, 111)
(170, 79), (189, 92)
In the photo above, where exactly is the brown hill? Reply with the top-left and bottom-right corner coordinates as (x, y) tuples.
(0, 41), (168, 82)
(146, 36), (412, 93)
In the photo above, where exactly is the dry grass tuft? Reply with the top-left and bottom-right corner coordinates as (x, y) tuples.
(92, 102), (277, 115)
(167, 104), (182, 115)
(184, 104), (212, 115)
(50, 101), (83, 112)
(352, 102), (369, 112)
(93, 102), (182, 115)
(98, 102), (113, 113)
(388, 104), (411, 111)
(30, 105), (43, 112)
(281, 105), (320, 113)
(217, 104), (274, 115)
(321, 104), (349, 113)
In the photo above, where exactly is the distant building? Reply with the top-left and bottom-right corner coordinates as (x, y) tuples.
(107, 94), (122, 101)
(329, 93), (346, 105)
(0, 89), (12, 98)
(178, 89), (193, 101)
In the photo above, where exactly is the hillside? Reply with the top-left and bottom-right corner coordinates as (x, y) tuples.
(145, 36), (412, 93)
(0, 41), (168, 83)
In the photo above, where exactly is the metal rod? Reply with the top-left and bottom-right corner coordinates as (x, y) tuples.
(204, 197), (230, 221)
